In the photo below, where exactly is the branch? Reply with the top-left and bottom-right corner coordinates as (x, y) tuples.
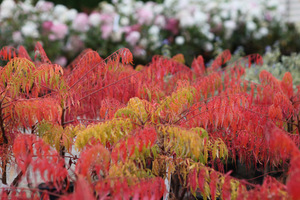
(0, 90), (7, 104)
(10, 171), (23, 188)
(40, 84), (58, 93)
(64, 118), (105, 125)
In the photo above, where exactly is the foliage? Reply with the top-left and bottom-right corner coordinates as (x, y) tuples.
(1, 0), (300, 66)
(245, 47), (300, 87)
(0, 43), (300, 200)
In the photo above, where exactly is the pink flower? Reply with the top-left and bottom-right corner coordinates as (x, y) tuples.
(36, 1), (54, 12)
(165, 18), (179, 35)
(65, 36), (84, 52)
(72, 13), (89, 32)
(101, 24), (113, 39)
(137, 7), (154, 25)
(54, 56), (67, 67)
(265, 13), (272, 21)
(12, 31), (23, 43)
(42, 21), (53, 32)
(133, 46), (146, 57)
(49, 22), (68, 40)
(122, 26), (132, 34)
(154, 15), (166, 28)
(101, 14), (114, 24)
(129, 24), (141, 32)
(126, 31), (141, 46)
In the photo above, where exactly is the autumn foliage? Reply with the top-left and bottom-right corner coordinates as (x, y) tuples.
(0, 42), (299, 199)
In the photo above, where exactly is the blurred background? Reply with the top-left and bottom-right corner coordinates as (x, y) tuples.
(1, 0), (300, 67)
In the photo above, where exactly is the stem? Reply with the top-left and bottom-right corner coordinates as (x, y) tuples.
(164, 159), (172, 200)
(0, 113), (8, 145)
(297, 115), (300, 135)
(59, 108), (66, 158)
(287, 116), (294, 133)
(0, 105), (8, 185)
(10, 171), (23, 188)
(1, 159), (7, 185)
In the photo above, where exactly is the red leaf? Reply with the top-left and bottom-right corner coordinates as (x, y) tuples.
(34, 42), (51, 64)
(189, 168), (198, 193)
(198, 169), (206, 193)
(0, 46), (17, 61)
(192, 55), (205, 75)
(211, 50), (231, 71)
(73, 176), (95, 200)
(222, 175), (231, 200)
(209, 171), (218, 200)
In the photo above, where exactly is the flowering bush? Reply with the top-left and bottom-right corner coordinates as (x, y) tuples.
(244, 47), (300, 87)
(1, 42), (300, 199)
(1, 0), (300, 66)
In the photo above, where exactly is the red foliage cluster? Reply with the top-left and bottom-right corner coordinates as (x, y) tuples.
(0, 43), (299, 199)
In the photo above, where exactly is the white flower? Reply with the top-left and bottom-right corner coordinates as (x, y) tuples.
(253, 27), (269, 39)
(139, 38), (148, 48)
(21, 21), (39, 38)
(176, 0), (190, 9)
(224, 20), (236, 30)
(212, 16), (221, 24)
(0, 0), (16, 19)
(36, 0), (54, 12)
(100, 2), (115, 13)
(259, 27), (269, 36)
(206, 2), (217, 11)
(194, 11), (207, 25)
(135, 2), (144, 10)
(153, 4), (164, 14)
(207, 32), (214, 41)
(201, 24), (211, 36)
(148, 25), (160, 36)
(204, 42), (213, 51)
(122, 0), (134, 4)
(175, 36), (185, 45)
(119, 5), (133, 16)
(20, 2), (34, 14)
(267, 0), (279, 8)
(40, 13), (54, 21)
(164, 0), (176, 8)
(89, 13), (102, 27)
(230, 10), (238, 20)
(220, 10), (229, 19)
(246, 21), (257, 32)
(65, 9), (78, 21)
(249, 8), (262, 19)
(120, 17), (130, 26)
(53, 4), (68, 16)
(111, 30), (123, 42)
(177, 11), (195, 28)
